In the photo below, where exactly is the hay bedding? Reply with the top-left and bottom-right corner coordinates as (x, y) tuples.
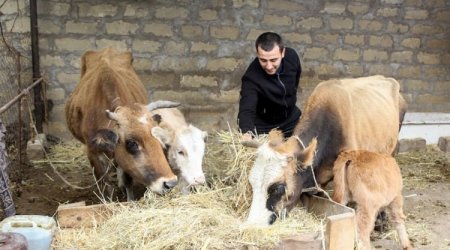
(51, 131), (322, 250)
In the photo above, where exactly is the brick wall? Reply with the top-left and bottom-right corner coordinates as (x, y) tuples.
(1, 0), (449, 139)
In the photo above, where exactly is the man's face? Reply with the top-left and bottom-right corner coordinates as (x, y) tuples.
(257, 45), (285, 75)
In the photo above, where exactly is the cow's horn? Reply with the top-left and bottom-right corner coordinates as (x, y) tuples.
(241, 140), (261, 148)
(146, 100), (180, 111)
(105, 109), (119, 121)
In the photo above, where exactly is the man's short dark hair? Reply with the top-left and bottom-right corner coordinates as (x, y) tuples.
(255, 32), (284, 52)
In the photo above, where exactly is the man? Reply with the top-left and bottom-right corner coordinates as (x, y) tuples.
(238, 32), (302, 141)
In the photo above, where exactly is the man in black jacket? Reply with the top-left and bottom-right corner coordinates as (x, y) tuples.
(238, 32), (302, 141)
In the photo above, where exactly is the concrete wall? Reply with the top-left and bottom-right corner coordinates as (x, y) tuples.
(1, 0), (449, 140)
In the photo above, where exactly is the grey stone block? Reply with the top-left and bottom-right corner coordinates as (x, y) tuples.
(438, 136), (450, 152)
(397, 138), (427, 153)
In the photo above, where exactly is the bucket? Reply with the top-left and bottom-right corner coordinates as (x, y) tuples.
(0, 215), (56, 250)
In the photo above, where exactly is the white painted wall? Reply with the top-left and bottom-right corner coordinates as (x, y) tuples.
(399, 112), (450, 144)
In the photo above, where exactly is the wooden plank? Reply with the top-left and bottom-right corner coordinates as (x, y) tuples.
(305, 195), (355, 250)
(56, 202), (124, 228)
(326, 212), (355, 250)
(278, 233), (323, 250)
(58, 201), (86, 209)
(306, 195), (353, 217)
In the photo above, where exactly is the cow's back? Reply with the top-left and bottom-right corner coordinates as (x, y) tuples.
(65, 48), (148, 143)
(320, 75), (400, 152)
(294, 75), (404, 185)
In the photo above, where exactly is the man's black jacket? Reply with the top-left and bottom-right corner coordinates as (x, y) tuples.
(238, 47), (302, 134)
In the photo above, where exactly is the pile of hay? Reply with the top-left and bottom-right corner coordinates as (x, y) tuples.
(31, 140), (90, 170)
(53, 130), (323, 249)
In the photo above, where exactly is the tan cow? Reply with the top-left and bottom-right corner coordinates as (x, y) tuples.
(150, 108), (208, 194)
(246, 75), (407, 225)
(65, 47), (178, 201)
(332, 150), (413, 250)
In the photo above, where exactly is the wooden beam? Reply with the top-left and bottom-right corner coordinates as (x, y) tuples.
(56, 202), (127, 228)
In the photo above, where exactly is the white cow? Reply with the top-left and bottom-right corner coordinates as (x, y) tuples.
(151, 108), (207, 194)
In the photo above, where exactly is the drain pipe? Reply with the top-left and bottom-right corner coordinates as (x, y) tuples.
(30, 0), (44, 133)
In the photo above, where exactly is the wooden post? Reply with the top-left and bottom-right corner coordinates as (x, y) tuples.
(307, 195), (356, 250)
(326, 213), (355, 250)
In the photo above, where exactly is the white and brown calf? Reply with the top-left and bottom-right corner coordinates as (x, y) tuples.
(332, 150), (413, 250)
(151, 108), (207, 194)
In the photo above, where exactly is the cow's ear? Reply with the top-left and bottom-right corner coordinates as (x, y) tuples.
(295, 138), (317, 167)
(151, 127), (171, 148)
(80, 50), (95, 78)
(268, 129), (284, 147)
(188, 124), (208, 142)
(90, 129), (119, 154)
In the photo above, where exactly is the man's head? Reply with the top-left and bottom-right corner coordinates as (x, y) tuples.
(255, 32), (285, 75)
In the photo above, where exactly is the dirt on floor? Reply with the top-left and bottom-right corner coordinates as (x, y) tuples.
(372, 147), (450, 250)
(2, 140), (450, 249)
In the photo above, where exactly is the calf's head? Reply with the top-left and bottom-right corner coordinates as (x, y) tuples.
(152, 124), (208, 187)
(92, 102), (179, 194)
(246, 130), (317, 226)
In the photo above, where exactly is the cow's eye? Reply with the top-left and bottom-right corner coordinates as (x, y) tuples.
(125, 139), (140, 155)
(177, 149), (185, 156)
(268, 183), (286, 196)
(266, 183), (286, 212)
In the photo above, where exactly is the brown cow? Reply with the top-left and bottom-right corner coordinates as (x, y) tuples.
(246, 75), (407, 225)
(65, 47), (178, 201)
(332, 150), (413, 250)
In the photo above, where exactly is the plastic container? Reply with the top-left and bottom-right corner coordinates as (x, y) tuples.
(0, 215), (56, 250)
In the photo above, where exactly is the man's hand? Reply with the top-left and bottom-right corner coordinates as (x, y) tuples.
(241, 132), (253, 142)
(240, 132), (261, 148)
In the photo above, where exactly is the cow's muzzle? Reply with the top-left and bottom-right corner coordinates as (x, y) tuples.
(149, 176), (178, 194)
(163, 178), (178, 191)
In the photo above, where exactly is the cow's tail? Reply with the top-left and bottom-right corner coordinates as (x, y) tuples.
(332, 153), (352, 205)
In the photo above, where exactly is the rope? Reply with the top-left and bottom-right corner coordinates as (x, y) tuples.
(293, 136), (332, 200)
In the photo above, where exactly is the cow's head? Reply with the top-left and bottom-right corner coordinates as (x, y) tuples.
(91, 101), (180, 194)
(246, 130), (317, 226)
(152, 124), (208, 190)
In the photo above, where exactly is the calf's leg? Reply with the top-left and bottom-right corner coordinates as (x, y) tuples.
(388, 195), (413, 250)
(356, 204), (378, 250)
(374, 209), (389, 232)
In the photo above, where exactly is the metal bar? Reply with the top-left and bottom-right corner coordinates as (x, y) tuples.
(0, 78), (43, 115)
(17, 48), (23, 168)
(402, 122), (450, 125)
(30, 0), (43, 133)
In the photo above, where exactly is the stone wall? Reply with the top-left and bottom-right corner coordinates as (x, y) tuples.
(1, 0), (449, 139)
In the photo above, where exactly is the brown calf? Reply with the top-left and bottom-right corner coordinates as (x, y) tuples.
(332, 150), (412, 250)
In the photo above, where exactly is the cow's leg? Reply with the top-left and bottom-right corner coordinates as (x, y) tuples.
(356, 205), (377, 250)
(117, 167), (134, 201)
(388, 195), (413, 250)
(374, 209), (389, 232)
